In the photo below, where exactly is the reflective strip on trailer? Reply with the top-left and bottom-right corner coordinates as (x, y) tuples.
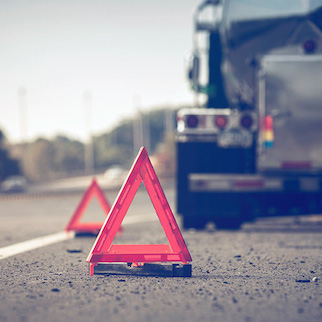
(189, 174), (283, 192)
(189, 174), (322, 192)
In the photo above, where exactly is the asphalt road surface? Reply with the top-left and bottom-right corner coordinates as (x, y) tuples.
(0, 179), (322, 322)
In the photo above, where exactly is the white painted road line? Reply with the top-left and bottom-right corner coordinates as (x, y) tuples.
(0, 231), (75, 260)
(0, 214), (159, 260)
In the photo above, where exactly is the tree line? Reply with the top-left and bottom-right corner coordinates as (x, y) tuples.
(1, 106), (184, 182)
(0, 130), (21, 181)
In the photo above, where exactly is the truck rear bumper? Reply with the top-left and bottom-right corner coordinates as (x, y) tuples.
(189, 173), (322, 193)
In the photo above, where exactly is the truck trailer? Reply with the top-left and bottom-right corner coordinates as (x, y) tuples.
(176, 0), (322, 229)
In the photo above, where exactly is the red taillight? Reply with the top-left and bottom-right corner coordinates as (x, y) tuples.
(240, 114), (253, 129)
(186, 115), (199, 128)
(214, 115), (228, 129)
(265, 115), (273, 131)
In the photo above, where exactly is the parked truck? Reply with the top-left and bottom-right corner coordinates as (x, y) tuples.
(176, 0), (322, 229)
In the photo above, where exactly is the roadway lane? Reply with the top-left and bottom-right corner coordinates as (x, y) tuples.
(0, 183), (322, 322)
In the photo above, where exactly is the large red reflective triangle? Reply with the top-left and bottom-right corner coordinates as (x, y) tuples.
(86, 147), (192, 275)
(65, 178), (113, 235)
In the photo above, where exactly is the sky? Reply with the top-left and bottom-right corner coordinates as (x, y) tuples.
(0, 0), (201, 143)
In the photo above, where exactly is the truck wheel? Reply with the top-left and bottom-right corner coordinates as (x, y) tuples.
(183, 215), (208, 230)
(214, 218), (242, 230)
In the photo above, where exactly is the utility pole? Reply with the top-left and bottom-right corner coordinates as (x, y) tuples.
(18, 87), (28, 174)
(84, 90), (94, 175)
(164, 109), (174, 135)
(143, 112), (150, 153)
(18, 87), (28, 143)
(132, 96), (143, 157)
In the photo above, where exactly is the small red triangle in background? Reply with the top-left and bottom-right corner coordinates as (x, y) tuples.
(65, 178), (122, 235)
(86, 147), (192, 275)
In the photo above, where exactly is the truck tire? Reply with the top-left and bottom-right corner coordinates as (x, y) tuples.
(214, 218), (242, 230)
(183, 215), (208, 230)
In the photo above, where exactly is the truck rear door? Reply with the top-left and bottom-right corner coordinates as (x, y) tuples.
(258, 55), (322, 173)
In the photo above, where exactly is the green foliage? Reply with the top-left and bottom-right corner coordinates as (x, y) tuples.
(94, 119), (134, 169)
(93, 107), (178, 169)
(22, 136), (84, 181)
(8, 105), (188, 181)
(52, 136), (84, 172)
(0, 130), (22, 181)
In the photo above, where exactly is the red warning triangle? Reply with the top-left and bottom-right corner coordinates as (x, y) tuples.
(65, 178), (117, 235)
(86, 147), (192, 275)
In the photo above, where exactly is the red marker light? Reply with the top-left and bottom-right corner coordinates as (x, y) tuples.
(214, 115), (228, 129)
